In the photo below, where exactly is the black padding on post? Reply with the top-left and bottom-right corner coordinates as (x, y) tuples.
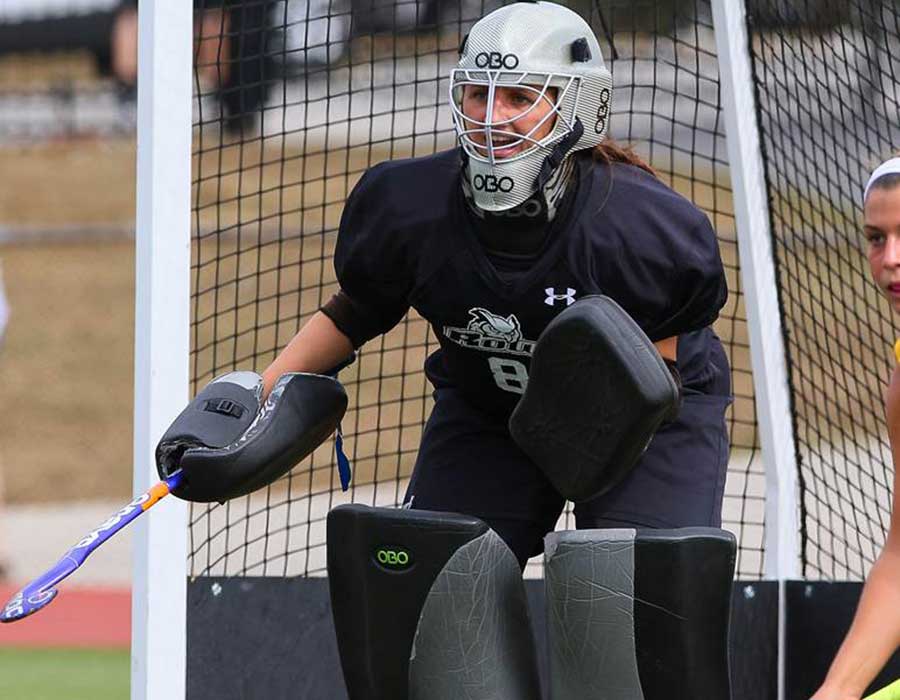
(326, 505), (489, 700)
(509, 295), (678, 502)
(187, 577), (347, 700)
(184, 577), (778, 700)
(731, 581), (778, 700)
(409, 529), (541, 700)
(785, 581), (900, 699)
(633, 528), (736, 700)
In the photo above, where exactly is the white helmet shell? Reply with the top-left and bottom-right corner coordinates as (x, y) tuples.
(451, 1), (613, 211)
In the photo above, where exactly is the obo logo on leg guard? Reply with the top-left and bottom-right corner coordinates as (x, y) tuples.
(374, 546), (413, 571)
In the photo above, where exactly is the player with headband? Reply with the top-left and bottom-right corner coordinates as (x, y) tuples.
(812, 153), (900, 700)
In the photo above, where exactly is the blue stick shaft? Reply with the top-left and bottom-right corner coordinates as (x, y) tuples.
(0, 471), (183, 622)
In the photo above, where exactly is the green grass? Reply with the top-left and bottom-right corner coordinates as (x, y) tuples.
(0, 648), (129, 700)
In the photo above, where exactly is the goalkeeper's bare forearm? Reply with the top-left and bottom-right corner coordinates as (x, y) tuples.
(261, 311), (354, 399)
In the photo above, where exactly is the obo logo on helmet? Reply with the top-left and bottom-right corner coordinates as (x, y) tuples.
(474, 52), (520, 70)
(473, 174), (515, 192)
(594, 87), (611, 134)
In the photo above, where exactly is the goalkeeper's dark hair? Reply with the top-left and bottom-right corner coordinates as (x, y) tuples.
(592, 140), (657, 178)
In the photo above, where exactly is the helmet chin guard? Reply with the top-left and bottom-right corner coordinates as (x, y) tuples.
(450, 1), (613, 212)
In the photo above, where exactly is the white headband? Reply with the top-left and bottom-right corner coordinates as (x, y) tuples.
(864, 157), (900, 203)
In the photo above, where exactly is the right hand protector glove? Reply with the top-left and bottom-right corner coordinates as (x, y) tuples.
(156, 371), (348, 503)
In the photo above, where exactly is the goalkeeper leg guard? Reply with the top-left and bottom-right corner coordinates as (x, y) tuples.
(327, 504), (541, 700)
(544, 527), (735, 700)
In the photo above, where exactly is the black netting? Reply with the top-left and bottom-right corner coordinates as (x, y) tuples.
(747, 0), (900, 579)
(188, 0), (764, 579)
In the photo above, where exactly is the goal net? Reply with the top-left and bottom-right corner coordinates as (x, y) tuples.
(187, 0), (781, 581)
(745, 0), (900, 579)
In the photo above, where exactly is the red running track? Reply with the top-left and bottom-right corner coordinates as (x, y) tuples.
(0, 585), (130, 648)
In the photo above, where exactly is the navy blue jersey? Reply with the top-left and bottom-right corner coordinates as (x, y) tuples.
(335, 148), (727, 417)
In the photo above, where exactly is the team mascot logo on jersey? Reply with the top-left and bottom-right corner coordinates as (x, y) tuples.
(467, 308), (522, 342)
(443, 307), (537, 356)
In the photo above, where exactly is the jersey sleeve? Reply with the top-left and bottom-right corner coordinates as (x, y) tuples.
(650, 215), (727, 340)
(332, 166), (413, 342)
(599, 210), (727, 342)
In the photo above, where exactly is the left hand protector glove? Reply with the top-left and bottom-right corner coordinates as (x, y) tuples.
(156, 371), (348, 503)
(509, 296), (679, 503)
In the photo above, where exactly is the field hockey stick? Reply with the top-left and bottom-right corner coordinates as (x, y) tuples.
(865, 678), (900, 700)
(0, 470), (184, 623)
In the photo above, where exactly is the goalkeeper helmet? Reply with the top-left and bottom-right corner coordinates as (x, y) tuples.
(450, 1), (613, 212)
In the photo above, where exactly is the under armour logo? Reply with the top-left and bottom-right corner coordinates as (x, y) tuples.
(545, 287), (576, 306)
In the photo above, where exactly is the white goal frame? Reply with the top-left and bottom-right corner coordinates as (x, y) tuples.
(132, 0), (191, 699)
(712, 1), (800, 698)
(132, 1), (800, 698)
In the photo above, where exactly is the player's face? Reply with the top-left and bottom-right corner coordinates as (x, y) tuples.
(461, 84), (558, 159)
(864, 184), (900, 312)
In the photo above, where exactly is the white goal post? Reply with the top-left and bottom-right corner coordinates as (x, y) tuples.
(132, 0), (191, 699)
(712, 2), (801, 698)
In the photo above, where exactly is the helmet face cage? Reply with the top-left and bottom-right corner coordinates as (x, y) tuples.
(450, 69), (581, 167)
(448, 1), (612, 212)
